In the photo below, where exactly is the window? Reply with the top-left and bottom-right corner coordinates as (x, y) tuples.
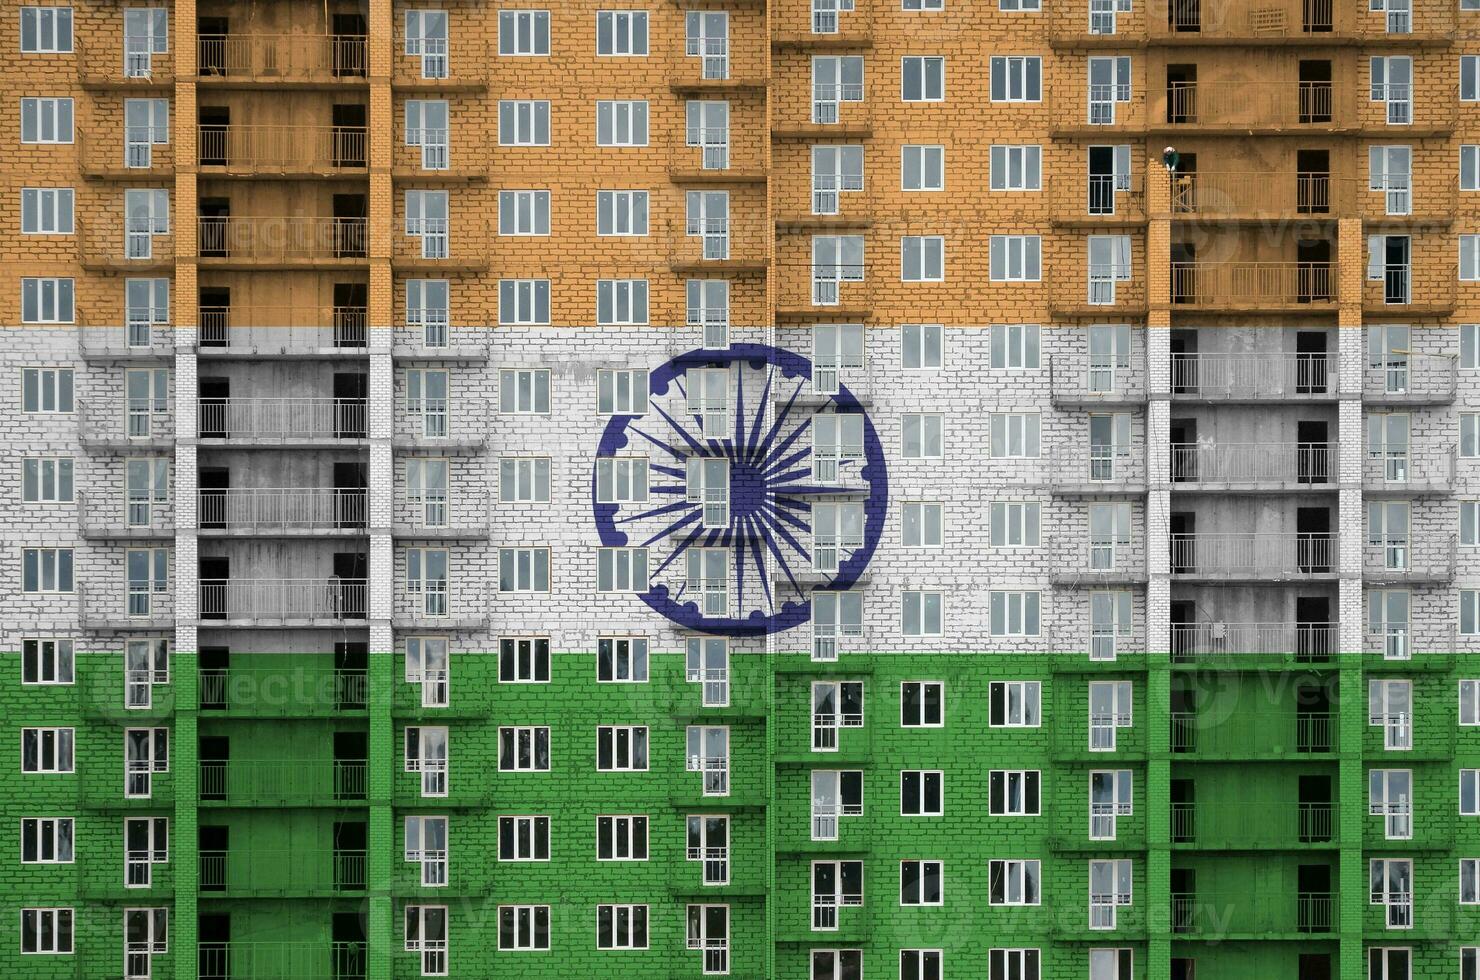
(20, 7), (72, 52)
(597, 814), (648, 859)
(989, 145), (1041, 191)
(1370, 768), (1414, 839)
(1090, 769), (1133, 839)
(1466, 413), (1480, 457)
(1467, 56), (1480, 100)
(20, 188), (73, 234)
(595, 457), (648, 505)
(21, 457), (73, 503)
(404, 636), (450, 707)
(597, 904), (648, 949)
(1091, 591), (1134, 661)
(596, 369), (649, 418)
(124, 727), (168, 798)
(812, 56), (864, 124)
(989, 769), (1041, 816)
(1371, 589), (1411, 659)
(901, 860), (943, 906)
(687, 814), (729, 884)
(405, 815), (449, 886)
(990, 680), (1041, 727)
(989, 57), (1041, 101)
(498, 457), (550, 504)
(122, 909), (168, 980)
(20, 279), (74, 323)
(902, 590), (942, 636)
(901, 502), (943, 548)
(1463, 237), (1480, 281)
(990, 235), (1042, 281)
(499, 637), (550, 683)
(1370, 678), (1413, 749)
(405, 100), (450, 169)
(122, 9), (167, 78)
(405, 458), (450, 528)
(1088, 235), (1133, 304)
(902, 413), (944, 459)
(597, 190), (649, 235)
(125, 98), (169, 168)
(991, 949), (1041, 980)
(498, 9), (549, 55)
(811, 859), (863, 930)
(1465, 948), (1478, 980)
(597, 726), (649, 771)
(901, 145), (944, 191)
(498, 279), (551, 325)
(124, 547), (168, 617)
(990, 412), (1040, 458)
(498, 815), (550, 860)
(597, 279), (649, 325)
(598, 637), (648, 682)
(20, 98), (72, 143)
(498, 547), (550, 593)
(21, 638), (73, 685)
(688, 725), (730, 795)
(498, 190), (550, 236)
(124, 278), (169, 346)
(1091, 949), (1135, 980)
(597, 11), (648, 55)
(124, 817), (167, 887)
(1089, 860), (1133, 928)
(901, 236), (944, 281)
(812, 769), (863, 838)
(1089, 680), (1133, 750)
(813, 591), (863, 661)
(813, 145), (864, 213)
(597, 547), (648, 593)
(404, 905), (448, 976)
(21, 817), (73, 863)
(498, 100), (551, 146)
(20, 908), (72, 954)
(1466, 147), (1480, 192)
(1372, 56), (1412, 123)
(499, 726), (551, 771)
(1465, 590), (1480, 636)
(404, 8), (448, 78)
(813, 950), (864, 979)
(901, 769), (943, 815)
(687, 100), (730, 169)
(1370, 145), (1412, 215)
(1463, 859), (1479, 904)
(687, 904), (729, 975)
(123, 638), (168, 711)
(901, 950), (942, 980)
(1464, 769), (1480, 815)
(988, 859), (1040, 905)
(405, 190), (448, 259)
(597, 100), (648, 145)
(22, 548), (73, 593)
(1087, 56), (1132, 124)
(901, 56), (945, 101)
(404, 726), (449, 796)
(990, 591), (1041, 636)
(901, 324), (942, 369)
(499, 368), (550, 414)
(1463, 679), (1480, 726)
(406, 280), (449, 345)
(991, 501), (1041, 547)
(1370, 857), (1414, 928)
(405, 548), (449, 617)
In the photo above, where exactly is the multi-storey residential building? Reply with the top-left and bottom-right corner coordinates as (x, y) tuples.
(5, 0), (1480, 977)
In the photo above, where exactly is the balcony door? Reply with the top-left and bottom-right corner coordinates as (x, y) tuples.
(1296, 506), (1332, 574)
(199, 556), (229, 619)
(1296, 239), (1331, 303)
(1297, 420), (1329, 484)
(199, 646), (229, 710)
(199, 198), (230, 258)
(1296, 596), (1331, 660)
(199, 106), (229, 167)
(1296, 330), (1328, 394)
(333, 552), (368, 619)
(199, 377), (229, 439)
(333, 372), (368, 438)
(332, 104), (367, 168)
(197, 17), (228, 76)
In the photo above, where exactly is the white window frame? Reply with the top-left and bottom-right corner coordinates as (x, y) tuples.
(497, 10), (550, 56)
(21, 638), (74, 685)
(900, 859), (943, 906)
(901, 144), (945, 191)
(901, 56), (945, 102)
(1370, 768), (1414, 839)
(20, 97), (73, 143)
(597, 904), (649, 949)
(597, 190), (649, 236)
(20, 280), (75, 324)
(20, 188), (73, 235)
(20, 6), (73, 53)
(596, 725), (649, 771)
(20, 817), (74, 864)
(902, 502), (944, 548)
(498, 100), (551, 146)
(20, 908), (72, 954)
(597, 637), (649, 683)
(989, 235), (1042, 281)
(901, 235), (945, 282)
(988, 858), (1041, 906)
(497, 190), (550, 236)
(900, 769), (943, 816)
(1088, 680), (1133, 751)
(404, 814), (449, 887)
(596, 279), (649, 325)
(597, 814), (649, 860)
(596, 546), (649, 593)
(497, 814), (550, 861)
(989, 769), (1041, 816)
(989, 56), (1042, 102)
(597, 100), (649, 146)
(990, 680), (1042, 727)
(597, 10), (649, 56)
(498, 457), (550, 504)
(498, 636), (550, 684)
(498, 726), (551, 771)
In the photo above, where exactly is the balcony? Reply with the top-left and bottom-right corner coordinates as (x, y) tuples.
(198, 397), (368, 446)
(1171, 891), (1336, 937)
(1170, 623), (1337, 664)
(1363, 445), (1455, 494)
(76, 491), (173, 540)
(1362, 534), (1456, 584)
(1364, 355), (1457, 404)
(200, 848), (366, 896)
(78, 130), (175, 179)
(1169, 353), (1336, 400)
(198, 488), (368, 536)
(77, 584), (174, 631)
(196, 34), (368, 86)
(392, 397), (487, 449)
(76, 325), (175, 360)
(393, 585), (489, 630)
(1157, 80), (1347, 132)
(392, 324), (492, 361)
(197, 578), (369, 626)
(1169, 532), (1337, 580)
(1052, 172), (1147, 225)
(776, 263), (872, 320)
(1171, 800), (1336, 848)
(199, 942), (366, 980)
(78, 397), (174, 449)
(1169, 171), (1353, 219)
(1046, 442), (1148, 495)
(1170, 442), (1336, 490)
(393, 490), (492, 539)
(1171, 710), (1335, 756)
(1049, 257), (1147, 317)
(197, 311), (371, 357)
(200, 665), (368, 716)
(198, 758), (367, 806)
(667, 218), (770, 274)
(197, 125), (368, 176)
(75, 37), (173, 90)
(197, 217), (367, 267)
(1170, 262), (1335, 310)
(1147, 0), (1454, 42)
(391, 36), (491, 91)
(77, 218), (175, 272)
(1049, 354), (1148, 406)
(1049, 538), (1149, 586)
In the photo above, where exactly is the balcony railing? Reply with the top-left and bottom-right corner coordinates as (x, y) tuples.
(1364, 355), (1457, 403)
(1050, 538), (1148, 584)
(77, 217), (176, 269)
(198, 397), (367, 442)
(76, 490), (174, 539)
(198, 217), (368, 263)
(1364, 445), (1455, 492)
(1171, 262), (1335, 307)
(1049, 354), (1148, 404)
(1170, 622), (1337, 661)
(77, 584), (174, 629)
(1148, 0), (1452, 38)
(1053, 171), (1146, 221)
(1170, 532), (1337, 578)
(198, 578), (368, 622)
(1170, 171), (1353, 217)
(199, 942), (366, 980)
(1170, 442), (1335, 486)
(199, 848), (367, 894)
(1046, 441), (1148, 492)
(1170, 353), (1335, 399)
(197, 311), (369, 353)
(198, 759), (368, 805)
(78, 397), (174, 446)
(1171, 710), (1335, 755)
(1171, 800), (1335, 847)
(198, 488), (367, 532)
(1171, 891), (1335, 935)
(197, 34), (368, 82)
(198, 125), (368, 172)
(1362, 533), (1456, 582)
(1162, 81), (1340, 128)
(200, 666), (368, 714)
(394, 397), (486, 446)
(76, 324), (175, 358)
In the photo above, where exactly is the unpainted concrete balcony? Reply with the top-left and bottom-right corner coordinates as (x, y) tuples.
(1169, 353), (1336, 401)
(196, 312), (372, 358)
(1363, 445), (1456, 494)
(197, 216), (367, 268)
(197, 124), (367, 176)
(197, 488), (368, 537)
(1170, 890), (1336, 938)
(78, 397), (174, 450)
(1169, 532), (1338, 580)
(1170, 622), (1338, 664)
(197, 758), (367, 806)
(197, 578), (369, 626)
(197, 397), (368, 446)
(1157, 79), (1351, 131)
(1049, 353), (1148, 407)
(1363, 354), (1457, 405)
(1170, 261), (1335, 310)
(1170, 442), (1337, 490)
(1144, 0), (1454, 42)
(1362, 533), (1456, 584)
(196, 33), (368, 86)
(1049, 537), (1149, 585)
(76, 490), (173, 540)
(1169, 171), (1352, 219)
(77, 584), (174, 631)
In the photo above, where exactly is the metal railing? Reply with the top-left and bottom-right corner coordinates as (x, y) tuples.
(1170, 800), (1335, 845)
(199, 848), (367, 893)
(197, 33), (368, 81)
(1163, 80), (1338, 127)
(198, 941), (367, 980)
(1046, 441), (1148, 489)
(1169, 532), (1337, 577)
(1171, 262), (1335, 306)
(1049, 353), (1148, 403)
(198, 125), (367, 171)
(76, 490), (174, 538)
(78, 397), (174, 444)
(1364, 445), (1456, 490)
(77, 217), (176, 267)
(1171, 891), (1335, 934)
(197, 311), (369, 351)
(198, 759), (368, 805)
(1050, 538), (1147, 581)
(1170, 353), (1335, 398)
(1170, 622), (1338, 659)
(199, 666), (368, 714)
(1171, 710), (1335, 754)
(198, 488), (367, 531)
(1362, 533), (1457, 580)
(198, 397), (367, 441)
(198, 216), (368, 262)
(1169, 171), (1351, 215)
(76, 324), (175, 357)
(1363, 354), (1458, 401)
(197, 578), (368, 621)
(1169, 442), (1336, 485)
